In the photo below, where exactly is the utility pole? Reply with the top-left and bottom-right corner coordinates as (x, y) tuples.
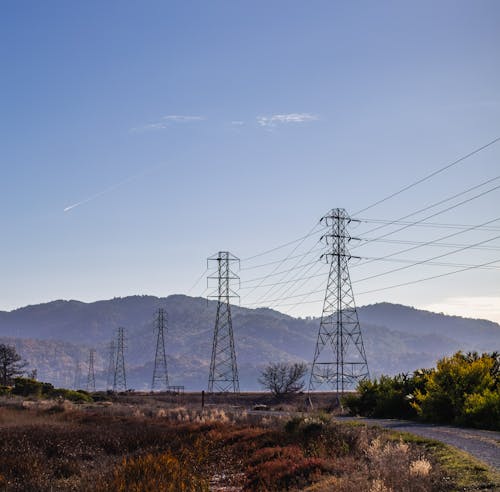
(152, 308), (169, 391)
(113, 327), (127, 392)
(86, 348), (96, 393)
(207, 251), (240, 393)
(309, 208), (369, 395)
(106, 340), (115, 391)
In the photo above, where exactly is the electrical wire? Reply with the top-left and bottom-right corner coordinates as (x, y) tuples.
(240, 246), (324, 271)
(353, 135), (500, 215)
(267, 261), (328, 309)
(240, 259), (320, 286)
(356, 258), (500, 296)
(243, 234), (322, 299)
(351, 182), (500, 251)
(355, 237), (500, 251)
(359, 256), (500, 270)
(353, 175), (500, 242)
(241, 222), (325, 262)
(186, 267), (209, 295)
(352, 216), (500, 270)
(357, 219), (500, 232)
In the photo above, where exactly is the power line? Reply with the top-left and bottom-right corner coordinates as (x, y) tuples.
(352, 182), (500, 250)
(243, 233), (322, 299)
(241, 222), (325, 262)
(242, 263), (327, 294)
(240, 246), (324, 271)
(359, 256), (500, 270)
(357, 218), (500, 232)
(356, 237), (500, 251)
(353, 175), (500, 241)
(356, 258), (500, 296)
(267, 260), (326, 309)
(187, 268), (209, 295)
(246, 285), (325, 306)
(246, 238), (322, 305)
(353, 216), (500, 270)
(353, 232), (500, 284)
(268, 260), (327, 309)
(240, 259), (319, 286)
(354, 135), (500, 215)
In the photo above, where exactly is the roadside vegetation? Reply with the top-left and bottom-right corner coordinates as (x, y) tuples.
(344, 351), (500, 430)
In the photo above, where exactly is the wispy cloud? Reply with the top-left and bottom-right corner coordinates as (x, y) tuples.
(231, 120), (245, 126)
(162, 115), (205, 122)
(257, 113), (319, 128)
(131, 115), (205, 133)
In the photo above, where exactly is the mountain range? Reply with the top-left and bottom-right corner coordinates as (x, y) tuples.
(0, 295), (498, 391)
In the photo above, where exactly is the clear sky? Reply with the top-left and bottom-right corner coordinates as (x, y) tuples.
(1, 1), (499, 322)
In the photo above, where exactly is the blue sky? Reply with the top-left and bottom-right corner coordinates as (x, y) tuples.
(1, 1), (499, 321)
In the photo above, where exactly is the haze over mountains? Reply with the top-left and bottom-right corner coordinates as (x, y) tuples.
(0, 295), (498, 391)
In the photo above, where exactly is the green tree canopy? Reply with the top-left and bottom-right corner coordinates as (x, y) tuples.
(0, 344), (28, 385)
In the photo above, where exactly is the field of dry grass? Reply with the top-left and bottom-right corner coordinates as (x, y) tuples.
(0, 394), (483, 491)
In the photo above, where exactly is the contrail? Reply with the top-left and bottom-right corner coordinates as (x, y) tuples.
(63, 164), (164, 213)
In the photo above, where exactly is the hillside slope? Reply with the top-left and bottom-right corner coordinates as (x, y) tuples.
(0, 296), (498, 390)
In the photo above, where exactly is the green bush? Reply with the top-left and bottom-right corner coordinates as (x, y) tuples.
(345, 352), (500, 431)
(11, 378), (44, 397)
(462, 388), (500, 430)
(0, 385), (11, 396)
(9, 377), (93, 403)
(49, 388), (93, 403)
(413, 352), (499, 429)
(343, 373), (426, 419)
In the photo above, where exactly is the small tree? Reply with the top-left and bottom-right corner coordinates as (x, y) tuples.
(0, 344), (27, 385)
(259, 362), (308, 398)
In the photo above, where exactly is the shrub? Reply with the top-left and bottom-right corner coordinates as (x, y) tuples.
(108, 452), (209, 491)
(345, 352), (500, 430)
(413, 352), (499, 428)
(49, 388), (93, 403)
(11, 377), (44, 397)
(343, 373), (424, 419)
(462, 388), (500, 430)
(0, 385), (11, 396)
(246, 455), (332, 491)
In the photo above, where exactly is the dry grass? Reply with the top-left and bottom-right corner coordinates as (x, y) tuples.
(0, 396), (478, 491)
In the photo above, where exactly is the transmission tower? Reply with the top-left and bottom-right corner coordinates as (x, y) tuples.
(73, 360), (82, 390)
(309, 208), (369, 394)
(152, 308), (169, 391)
(106, 340), (115, 390)
(86, 349), (96, 392)
(207, 251), (240, 393)
(113, 327), (127, 392)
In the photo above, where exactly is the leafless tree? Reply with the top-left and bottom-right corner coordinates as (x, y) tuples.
(258, 361), (308, 398)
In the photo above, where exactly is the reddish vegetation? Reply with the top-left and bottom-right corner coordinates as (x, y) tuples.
(0, 400), (444, 491)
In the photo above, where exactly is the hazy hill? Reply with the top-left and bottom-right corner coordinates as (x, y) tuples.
(0, 295), (498, 390)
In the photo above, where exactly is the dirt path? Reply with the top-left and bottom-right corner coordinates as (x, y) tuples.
(338, 417), (500, 471)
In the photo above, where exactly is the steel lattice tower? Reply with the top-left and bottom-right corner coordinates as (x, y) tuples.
(86, 349), (96, 392)
(207, 251), (240, 393)
(113, 327), (127, 392)
(152, 308), (169, 391)
(309, 208), (369, 394)
(106, 340), (115, 391)
(73, 360), (82, 390)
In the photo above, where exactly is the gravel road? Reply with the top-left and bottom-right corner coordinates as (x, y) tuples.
(337, 417), (500, 471)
